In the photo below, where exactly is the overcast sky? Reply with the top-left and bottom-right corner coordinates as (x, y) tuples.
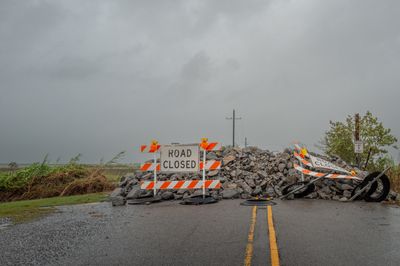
(0, 0), (399, 163)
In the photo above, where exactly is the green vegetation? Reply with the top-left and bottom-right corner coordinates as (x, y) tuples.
(0, 160), (87, 192)
(0, 193), (108, 223)
(0, 153), (133, 202)
(320, 111), (398, 171)
(388, 165), (400, 194)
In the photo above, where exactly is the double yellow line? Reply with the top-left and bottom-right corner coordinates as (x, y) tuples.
(244, 206), (257, 266)
(244, 206), (280, 266)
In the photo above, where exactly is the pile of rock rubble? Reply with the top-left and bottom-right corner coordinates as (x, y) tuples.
(110, 146), (397, 206)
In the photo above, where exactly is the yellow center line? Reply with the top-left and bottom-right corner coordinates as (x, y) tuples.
(267, 205), (280, 266)
(244, 206), (257, 266)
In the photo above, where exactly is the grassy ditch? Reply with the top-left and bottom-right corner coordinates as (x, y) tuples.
(0, 192), (108, 223)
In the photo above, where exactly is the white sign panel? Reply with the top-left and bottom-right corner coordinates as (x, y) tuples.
(160, 144), (199, 172)
(309, 155), (350, 174)
(354, 141), (364, 154)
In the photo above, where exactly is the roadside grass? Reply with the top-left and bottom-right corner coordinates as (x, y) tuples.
(103, 169), (135, 183)
(104, 172), (122, 183)
(388, 165), (400, 194)
(0, 192), (108, 223)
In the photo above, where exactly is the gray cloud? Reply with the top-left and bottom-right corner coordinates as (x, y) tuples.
(0, 0), (399, 163)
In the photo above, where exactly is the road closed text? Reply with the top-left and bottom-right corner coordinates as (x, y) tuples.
(160, 144), (199, 172)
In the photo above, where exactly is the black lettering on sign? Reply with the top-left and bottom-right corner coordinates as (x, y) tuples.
(187, 149), (192, 157)
(168, 150), (174, 157)
(163, 161), (169, 168)
(181, 149), (186, 157)
(174, 161), (179, 168)
(191, 160), (196, 168)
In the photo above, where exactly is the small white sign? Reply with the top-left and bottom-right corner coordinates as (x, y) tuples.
(160, 144), (199, 172)
(354, 141), (364, 154)
(310, 155), (350, 174)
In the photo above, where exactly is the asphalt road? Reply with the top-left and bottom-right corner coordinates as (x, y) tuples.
(1, 199), (400, 266)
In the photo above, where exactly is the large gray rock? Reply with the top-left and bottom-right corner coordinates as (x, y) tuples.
(317, 191), (331, 200)
(110, 188), (126, 206)
(337, 183), (354, 191)
(110, 187), (123, 197)
(278, 163), (286, 173)
(239, 180), (253, 195)
(126, 185), (142, 199)
(245, 177), (256, 188)
(111, 196), (126, 206)
(223, 155), (236, 165)
(343, 190), (352, 198)
(252, 186), (262, 196)
(226, 182), (238, 189)
(161, 191), (174, 200)
(208, 170), (219, 177)
(222, 189), (240, 199)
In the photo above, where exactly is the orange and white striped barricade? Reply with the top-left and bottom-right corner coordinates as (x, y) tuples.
(199, 138), (222, 199)
(141, 180), (221, 190)
(140, 140), (161, 196)
(293, 163), (361, 181)
(138, 140), (223, 201)
(200, 160), (221, 171)
(292, 142), (310, 181)
(140, 162), (160, 172)
(281, 143), (363, 200)
(283, 143), (390, 202)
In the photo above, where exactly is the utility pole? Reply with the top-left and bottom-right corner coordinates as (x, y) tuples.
(245, 137), (248, 148)
(226, 109), (242, 147)
(355, 113), (360, 168)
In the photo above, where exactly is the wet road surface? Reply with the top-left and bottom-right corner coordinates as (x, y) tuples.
(1, 199), (400, 266)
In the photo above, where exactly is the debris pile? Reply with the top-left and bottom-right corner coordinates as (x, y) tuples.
(110, 146), (397, 206)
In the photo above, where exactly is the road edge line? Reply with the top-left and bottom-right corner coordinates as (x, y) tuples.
(267, 205), (280, 266)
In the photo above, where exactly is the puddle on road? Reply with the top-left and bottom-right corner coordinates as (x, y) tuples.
(88, 211), (105, 218)
(0, 218), (13, 230)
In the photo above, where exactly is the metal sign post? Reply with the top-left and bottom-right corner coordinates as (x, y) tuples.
(202, 148), (206, 199)
(139, 140), (161, 200)
(153, 151), (157, 196)
(300, 160), (304, 182)
(150, 140), (159, 196)
(200, 138), (208, 199)
(354, 113), (361, 168)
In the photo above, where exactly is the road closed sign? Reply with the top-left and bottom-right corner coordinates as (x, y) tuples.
(160, 144), (199, 172)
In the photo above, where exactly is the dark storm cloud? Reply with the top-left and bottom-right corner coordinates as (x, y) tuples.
(0, 0), (399, 163)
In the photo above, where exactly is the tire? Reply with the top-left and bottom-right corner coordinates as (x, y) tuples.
(282, 182), (315, 198)
(364, 172), (391, 202)
(351, 175), (378, 201)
